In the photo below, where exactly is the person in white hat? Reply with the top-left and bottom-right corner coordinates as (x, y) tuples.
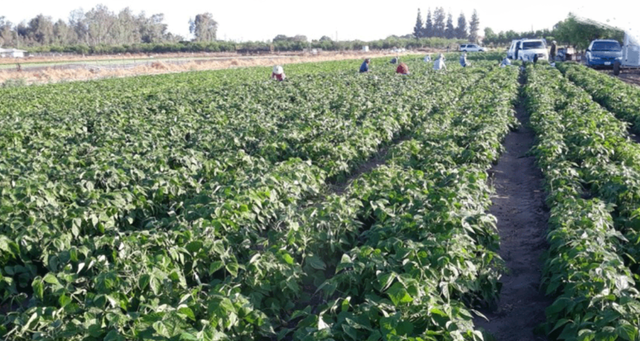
(550, 40), (557, 61)
(423, 54), (432, 63)
(271, 65), (286, 81)
(433, 54), (447, 71)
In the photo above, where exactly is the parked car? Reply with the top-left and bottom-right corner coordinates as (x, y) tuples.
(509, 39), (548, 61)
(586, 39), (623, 68)
(459, 44), (486, 52)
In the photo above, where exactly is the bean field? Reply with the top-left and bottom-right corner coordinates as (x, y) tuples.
(1, 54), (640, 340)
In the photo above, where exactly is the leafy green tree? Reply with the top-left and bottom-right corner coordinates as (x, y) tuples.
(483, 27), (497, 45)
(27, 14), (55, 45)
(189, 13), (218, 42)
(468, 9), (480, 43)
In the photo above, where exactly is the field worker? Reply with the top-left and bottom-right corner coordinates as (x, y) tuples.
(424, 54), (432, 62)
(433, 54), (447, 71)
(271, 65), (286, 81)
(390, 57), (398, 64)
(359, 58), (371, 73)
(550, 40), (557, 61)
(459, 52), (470, 67)
(396, 62), (410, 75)
(500, 56), (511, 67)
(533, 54), (539, 64)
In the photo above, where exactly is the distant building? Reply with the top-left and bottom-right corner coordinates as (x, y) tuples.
(0, 48), (27, 58)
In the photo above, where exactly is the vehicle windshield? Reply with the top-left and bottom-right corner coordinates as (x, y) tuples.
(592, 41), (621, 51)
(522, 41), (545, 50)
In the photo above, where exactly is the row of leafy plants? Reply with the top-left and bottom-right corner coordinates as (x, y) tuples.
(524, 64), (640, 340)
(557, 62), (640, 135)
(0, 57), (510, 339)
(284, 64), (520, 340)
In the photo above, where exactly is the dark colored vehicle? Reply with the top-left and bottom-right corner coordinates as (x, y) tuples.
(586, 39), (623, 68)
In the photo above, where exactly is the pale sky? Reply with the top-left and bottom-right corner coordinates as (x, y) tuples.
(0, 1), (627, 42)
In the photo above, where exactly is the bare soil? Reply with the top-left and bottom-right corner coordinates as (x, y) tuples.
(474, 88), (552, 340)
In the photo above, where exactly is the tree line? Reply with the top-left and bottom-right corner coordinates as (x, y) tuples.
(482, 15), (624, 49)
(412, 8), (480, 42)
(1, 4), (470, 55)
(0, 5), (218, 48)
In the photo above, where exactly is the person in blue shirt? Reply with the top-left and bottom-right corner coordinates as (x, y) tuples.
(359, 58), (371, 73)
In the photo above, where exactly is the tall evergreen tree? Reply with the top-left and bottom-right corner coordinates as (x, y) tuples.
(469, 9), (480, 43)
(424, 9), (434, 38)
(433, 7), (446, 38)
(456, 13), (468, 39)
(445, 13), (455, 39)
(413, 9), (424, 38)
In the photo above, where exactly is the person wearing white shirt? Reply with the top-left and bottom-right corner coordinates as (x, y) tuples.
(433, 54), (447, 71)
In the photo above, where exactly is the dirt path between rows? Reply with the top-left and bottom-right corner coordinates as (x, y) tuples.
(474, 82), (552, 341)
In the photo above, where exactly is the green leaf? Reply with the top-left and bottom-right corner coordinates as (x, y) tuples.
(186, 241), (203, 254)
(209, 261), (224, 274)
(178, 306), (196, 321)
(43, 273), (59, 285)
(281, 253), (295, 265)
(225, 262), (239, 277)
(386, 282), (413, 306)
(307, 255), (326, 270)
(59, 294), (72, 307)
(342, 324), (358, 340)
(32, 278), (44, 300)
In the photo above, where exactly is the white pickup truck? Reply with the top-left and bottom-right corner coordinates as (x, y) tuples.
(508, 39), (548, 61)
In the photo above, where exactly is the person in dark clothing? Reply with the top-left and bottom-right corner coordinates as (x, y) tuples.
(550, 40), (557, 61)
(359, 58), (371, 73)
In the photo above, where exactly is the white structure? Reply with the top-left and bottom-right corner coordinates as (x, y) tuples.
(0, 48), (26, 58)
(362, 45), (369, 52)
(571, 7), (640, 72)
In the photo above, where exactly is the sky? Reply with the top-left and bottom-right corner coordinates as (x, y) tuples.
(0, 1), (629, 42)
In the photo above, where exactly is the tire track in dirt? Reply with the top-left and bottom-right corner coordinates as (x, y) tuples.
(474, 80), (552, 341)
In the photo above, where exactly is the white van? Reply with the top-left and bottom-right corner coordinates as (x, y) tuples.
(511, 39), (548, 61)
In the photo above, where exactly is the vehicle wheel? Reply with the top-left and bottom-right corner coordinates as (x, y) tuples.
(613, 61), (621, 76)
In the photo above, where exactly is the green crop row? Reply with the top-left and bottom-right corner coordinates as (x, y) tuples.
(524, 64), (640, 340)
(285, 65), (519, 341)
(557, 63), (640, 135)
